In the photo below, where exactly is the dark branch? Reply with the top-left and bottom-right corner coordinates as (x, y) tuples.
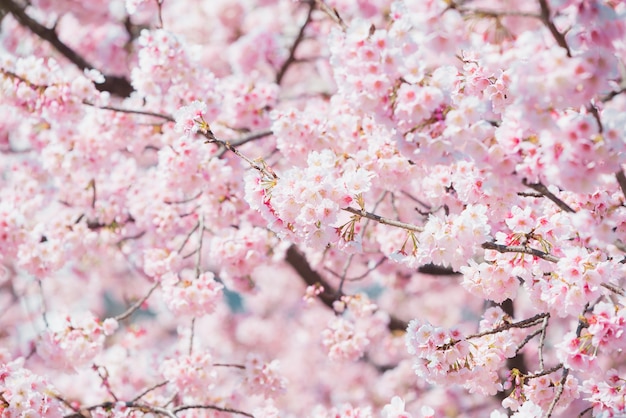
(616, 170), (626, 202)
(522, 179), (576, 213)
(276, 1), (314, 84)
(417, 264), (461, 276)
(314, 0), (348, 30)
(0, 0), (133, 97)
(482, 241), (560, 263)
(538, 0), (571, 57)
(285, 244), (408, 332)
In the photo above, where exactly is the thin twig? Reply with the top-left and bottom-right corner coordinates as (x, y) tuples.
(515, 328), (543, 354)
(314, 0), (348, 30)
(189, 317), (196, 356)
(195, 215), (204, 279)
(543, 368), (570, 418)
(457, 6), (539, 19)
(113, 281), (160, 322)
(133, 404), (177, 418)
(616, 170), (626, 202)
(173, 404), (254, 417)
(285, 245), (408, 332)
(601, 282), (625, 296)
(481, 242), (560, 263)
(131, 381), (168, 402)
(538, 315), (549, 370)
(276, 0), (315, 84)
(524, 363), (563, 380)
(94, 364), (119, 402)
(178, 222), (200, 254)
(336, 254), (354, 295)
(343, 206), (424, 233)
(214, 362), (246, 369)
(324, 257), (387, 282)
(465, 313), (549, 340)
(202, 129), (277, 180)
(83, 101), (175, 122)
(228, 129), (274, 147)
(164, 192), (203, 205)
(37, 279), (49, 328)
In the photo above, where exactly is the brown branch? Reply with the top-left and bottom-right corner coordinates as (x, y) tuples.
(601, 282), (625, 296)
(228, 129), (274, 147)
(131, 381), (168, 402)
(601, 87), (626, 103)
(481, 242), (560, 263)
(465, 312), (549, 340)
(83, 101), (175, 122)
(0, 0), (133, 97)
(417, 264), (460, 275)
(500, 299), (529, 376)
(616, 170), (626, 202)
(524, 363), (563, 380)
(522, 179), (576, 213)
(314, 0), (348, 30)
(276, 1), (315, 84)
(457, 6), (539, 19)
(544, 368), (570, 417)
(173, 404), (253, 417)
(285, 244), (408, 332)
(113, 281), (160, 322)
(343, 206), (424, 232)
(202, 129), (277, 180)
(538, 0), (571, 57)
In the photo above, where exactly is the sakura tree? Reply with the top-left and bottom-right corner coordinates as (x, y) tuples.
(0, 0), (625, 416)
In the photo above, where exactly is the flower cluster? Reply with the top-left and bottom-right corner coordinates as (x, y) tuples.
(0, 358), (64, 418)
(36, 313), (118, 371)
(388, 204), (491, 270)
(502, 370), (580, 414)
(160, 351), (217, 398)
(143, 248), (183, 279)
(3, 0), (626, 416)
(161, 271), (224, 317)
(246, 149), (374, 249)
(557, 302), (626, 373)
(321, 316), (370, 362)
(582, 370), (626, 417)
(243, 354), (288, 399)
(405, 308), (518, 396)
(208, 223), (273, 288)
(535, 248), (617, 317)
(381, 396), (413, 418)
(174, 100), (209, 137)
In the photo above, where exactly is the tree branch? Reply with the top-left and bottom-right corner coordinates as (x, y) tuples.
(314, 0), (348, 30)
(83, 101), (175, 122)
(173, 404), (253, 417)
(343, 206), (424, 233)
(481, 242), (560, 263)
(113, 281), (160, 322)
(537, 0), (571, 57)
(285, 244), (408, 332)
(276, 0), (315, 84)
(544, 368), (570, 417)
(0, 0), (133, 97)
(522, 179), (576, 213)
(615, 169), (626, 202)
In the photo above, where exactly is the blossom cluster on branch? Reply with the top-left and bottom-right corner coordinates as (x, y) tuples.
(1, 0), (626, 417)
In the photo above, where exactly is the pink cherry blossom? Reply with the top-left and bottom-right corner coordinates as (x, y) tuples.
(1, 0), (626, 416)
